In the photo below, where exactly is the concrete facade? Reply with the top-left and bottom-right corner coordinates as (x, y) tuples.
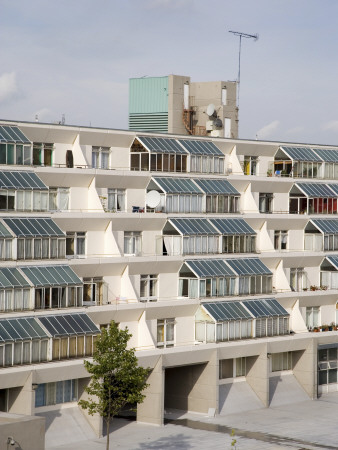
(0, 118), (338, 440)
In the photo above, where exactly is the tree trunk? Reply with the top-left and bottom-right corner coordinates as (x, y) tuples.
(106, 416), (110, 450)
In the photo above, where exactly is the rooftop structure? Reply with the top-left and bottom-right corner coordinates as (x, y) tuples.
(129, 75), (238, 138)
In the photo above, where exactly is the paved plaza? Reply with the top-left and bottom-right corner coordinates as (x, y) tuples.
(45, 393), (338, 449)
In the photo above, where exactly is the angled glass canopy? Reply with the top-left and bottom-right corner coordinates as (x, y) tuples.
(202, 301), (252, 321)
(3, 217), (65, 237)
(20, 265), (82, 287)
(313, 148), (338, 162)
(0, 222), (12, 238)
(138, 136), (187, 154)
(152, 177), (202, 194)
(209, 218), (256, 235)
(178, 139), (224, 156)
(0, 126), (31, 144)
(0, 267), (30, 288)
(324, 255), (338, 270)
(311, 219), (338, 234)
(194, 178), (239, 195)
(226, 258), (272, 275)
(295, 183), (337, 198)
(169, 218), (219, 235)
(0, 171), (47, 190)
(184, 259), (235, 277)
(280, 146), (322, 162)
(38, 313), (100, 337)
(0, 317), (48, 342)
(242, 298), (288, 317)
(326, 184), (338, 195)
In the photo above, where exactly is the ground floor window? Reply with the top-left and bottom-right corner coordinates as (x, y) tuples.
(35, 379), (78, 407)
(271, 352), (292, 372)
(219, 357), (247, 379)
(318, 347), (338, 386)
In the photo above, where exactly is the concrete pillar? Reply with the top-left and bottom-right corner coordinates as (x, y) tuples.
(293, 338), (317, 399)
(137, 356), (164, 426)
(78, 377), (103, 438)
(164, 351), (218, 415)
(187, 350), (218, 414)
(8, 373), (34, 415)
(246, 344), (269, 407)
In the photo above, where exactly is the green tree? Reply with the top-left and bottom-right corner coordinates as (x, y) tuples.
(79, 321), (150, 450)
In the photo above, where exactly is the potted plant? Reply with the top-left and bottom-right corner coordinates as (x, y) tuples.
(313, 327), (320, 332)
(267, 169), (272, 177)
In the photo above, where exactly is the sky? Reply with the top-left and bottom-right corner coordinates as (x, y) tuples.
(1, 0), (338, 145)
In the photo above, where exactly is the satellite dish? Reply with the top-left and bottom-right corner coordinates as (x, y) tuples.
(206, 103), (216, 117)
(146, 190), (161, 208)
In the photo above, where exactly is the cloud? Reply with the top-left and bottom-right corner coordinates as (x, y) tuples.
(322, 120), (338, 132)
(0, 72), (19, 103)
(286, 126), (304, 135)
(256, 120), (280, 139)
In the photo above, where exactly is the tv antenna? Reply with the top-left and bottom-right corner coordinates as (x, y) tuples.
(229, 30), (258, 112)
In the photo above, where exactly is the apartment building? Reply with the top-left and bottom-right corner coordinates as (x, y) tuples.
(0, 119), (338, 436)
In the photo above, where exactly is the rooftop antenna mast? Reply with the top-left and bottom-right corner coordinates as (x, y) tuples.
(229, 30), (258, 113)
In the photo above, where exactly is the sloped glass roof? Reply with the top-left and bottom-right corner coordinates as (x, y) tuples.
(194, 178), (239, 195)
(20, 265), (82, 287)
(169, 218), (219, 235)
(185, 259), (234, 277)
(178, 139), (224, 156)
(0, 267), (30, 288)
(226, 258), (272, 275)
(210, 218), (256, 235)
(295, 183), (337, 198)
(152, 177), (202, 194)
(313, 148), (338, 162)
(280, 146), (322, 162)
(326, 184), (338, 195)
(242, 298), (288, 317)
(202, 301), (252, 321)
(138, 136), (187, 154)
(0, 126), (31, 144)
(38, 313), (100, 337)
(0, 222), (12, 238)
(0, 317), (48, 342)
(311, 219), (338, 234)
(0, 171), (47, 190)
(4, 217), (65, 237)
(324, 255), (338, 270)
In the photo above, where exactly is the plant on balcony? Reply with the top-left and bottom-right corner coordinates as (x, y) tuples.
(321, 324), (329, 331)
(267, 169), (272, 177)
(310, 285), (319, 291)
(320, 285), (328, 290)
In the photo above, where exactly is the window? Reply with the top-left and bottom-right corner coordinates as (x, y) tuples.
(222, 235), (256, 253)
(0, 239), (12, 260)
(124, 232), (141, 256)
(157, 319), (175, 348)
(49, 188), (69, 211)
(34, 286), (83, 309)
(17, 237), (65, 260)
(271, 352), (292, 372)
(35, 379), (78, 407)
(0, 143), (32, 166)
(66, 232), (86, 258)
(290, 268), (308, 291)
(33, 143), (53, 166)
(107, 189), (125, 212)
(83, 278), (107, 306)
(259, 193), (273, 213)
(92, 146), (110, 169)
(140, 274), (158, 301)
(243, 156), (257, 175)
(0, 288), (30, 312)
(219, 358), (246, 378)
(318, 347), (338, 386)
(306, 306), (320, 329)
(205, 195), (239, 213)
(0, 339), (48, 367)
(274, 231), (288, 250)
